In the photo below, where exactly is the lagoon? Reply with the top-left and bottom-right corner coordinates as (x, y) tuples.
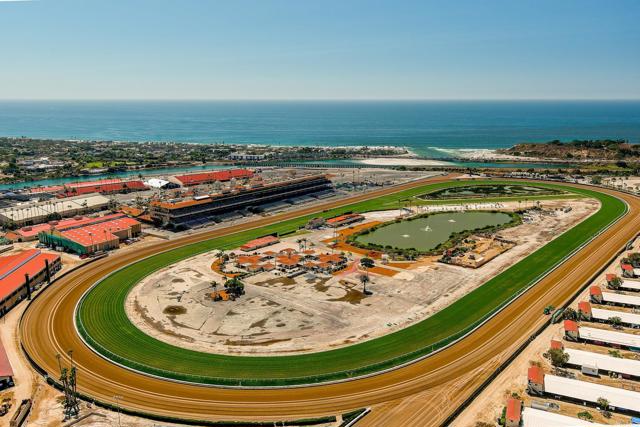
(355, 211), (514, 252)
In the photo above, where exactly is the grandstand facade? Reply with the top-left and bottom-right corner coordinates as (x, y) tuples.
(149, 175), (333, 229)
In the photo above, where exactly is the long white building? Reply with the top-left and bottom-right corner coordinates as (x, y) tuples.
(545, 374), (640, 413)
(602, 291), (640, 307)
(620, 279), (640, 291)
(592, 307), (640, 327)
(565, 347), (640, 378)
(578, 326), (640, 349)
(522, 407), (606, 427)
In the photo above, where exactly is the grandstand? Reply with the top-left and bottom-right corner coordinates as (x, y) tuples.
(149, 175), (333, 230)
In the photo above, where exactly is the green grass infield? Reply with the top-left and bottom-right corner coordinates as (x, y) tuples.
(76, 180), (626, 386)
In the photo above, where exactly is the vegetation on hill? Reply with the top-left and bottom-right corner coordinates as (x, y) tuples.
(500, 139), (639, 161)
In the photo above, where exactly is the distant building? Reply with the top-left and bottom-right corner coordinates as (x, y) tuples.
(144, 178), (178, 189)
(240, 235), (279, 252)
(150, 175), (333, 230)
(0, 194), (111, 227)
(228, 153), (266, 161)
(0, 249), (61, 317)
(305, 217), (326, 230)
(326, 213), (365, 228)
(28, 178), (147, 197)
(172, 169), (254, 187)
(37, 213), (141, 255)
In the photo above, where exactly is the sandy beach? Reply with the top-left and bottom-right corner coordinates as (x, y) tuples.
(357, 157), (453, 167)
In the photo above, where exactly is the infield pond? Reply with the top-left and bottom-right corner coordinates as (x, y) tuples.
(355, 211), (514, 252)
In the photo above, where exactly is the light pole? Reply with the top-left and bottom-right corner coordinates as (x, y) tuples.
(114, 395), (122, 427)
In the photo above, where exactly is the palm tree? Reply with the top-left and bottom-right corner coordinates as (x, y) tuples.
(360, 257), (375, 279)
(358, 273), (370, 295)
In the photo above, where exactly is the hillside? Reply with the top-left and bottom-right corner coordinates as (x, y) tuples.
(498, 139), (639, 161)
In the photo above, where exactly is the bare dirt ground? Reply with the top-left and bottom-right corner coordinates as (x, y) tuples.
(126, 198), (598, 357)
(453, 236), (640, 427)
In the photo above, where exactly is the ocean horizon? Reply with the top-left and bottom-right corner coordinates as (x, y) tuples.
(1, 100), (639, 158)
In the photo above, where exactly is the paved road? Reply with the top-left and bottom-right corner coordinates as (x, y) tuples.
(19, 177), (640, 426)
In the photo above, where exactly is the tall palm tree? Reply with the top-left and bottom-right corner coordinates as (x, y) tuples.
(358, 273), (370, 295)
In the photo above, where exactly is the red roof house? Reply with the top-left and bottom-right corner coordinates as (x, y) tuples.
(590, 286), (603, 296)
(505, 398), (522, 427)
(578, 301), (592, 318)
(550, 339), (564, 350)
(527, 366), (544, 385)
(564, 319), (579, 333)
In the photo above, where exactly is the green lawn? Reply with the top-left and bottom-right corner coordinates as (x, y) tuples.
(77, 181), (626, 386)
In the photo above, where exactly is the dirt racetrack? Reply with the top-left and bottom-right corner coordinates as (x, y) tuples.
(19, 176), (640, 426)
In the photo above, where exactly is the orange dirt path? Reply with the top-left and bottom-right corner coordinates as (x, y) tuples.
(20, 176), (640, 427)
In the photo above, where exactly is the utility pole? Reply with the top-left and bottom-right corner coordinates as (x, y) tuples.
(57, 351), (80, 420)
(114, 395), (122, 427)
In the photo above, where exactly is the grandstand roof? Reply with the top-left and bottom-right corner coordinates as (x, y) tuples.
(174, 169), (253, 186)
(151, 175), (328, 210)
(0, 249), (60, 302)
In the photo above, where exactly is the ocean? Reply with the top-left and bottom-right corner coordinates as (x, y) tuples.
(1, 100), (639, 158)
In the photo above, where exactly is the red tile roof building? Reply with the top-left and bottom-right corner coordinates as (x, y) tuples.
(7, 213), (129, 242)
(550, 339), (564, 350)
(505, 398), (522, 427)
(578, 301), (592, 318)
(240, 235), (279, 252)
(0, 337), (13, 389)
(29, 178), (147, 197)
(0, 249), (61, 317)
(527, 365), (544, 385)
(326, 213), (365, 227)
(564, 319), (579, 333)
(38, 214), (142, 255)
(173, 169), (254, 187)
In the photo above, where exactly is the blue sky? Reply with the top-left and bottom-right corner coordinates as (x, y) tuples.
(0, 0), (638, 100)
